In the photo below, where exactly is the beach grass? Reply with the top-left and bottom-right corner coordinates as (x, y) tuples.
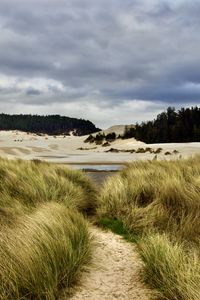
(138, 233), (200, 300)
(0, 158), (96, 299)
(97, 155), (200, 299)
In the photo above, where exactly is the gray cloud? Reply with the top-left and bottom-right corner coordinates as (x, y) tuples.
(0, 0), (199, 127)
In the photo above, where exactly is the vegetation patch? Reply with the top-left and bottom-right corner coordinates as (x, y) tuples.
(84, 132), (118, 144)
(105, 147), (163, 154)
(138, 233), (200, 300)
(0, 158), (96, 299)
(164, 151), (171, 155)
(121, 106), (200, 143)
(0, 113), (100, 135)
(97, 156), (200, 299)
(102, 141), (111, 147)
(96, 216), (138, 243)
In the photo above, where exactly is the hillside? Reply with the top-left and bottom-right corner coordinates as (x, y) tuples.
(100, 125), (134, 136)
(0, 114), (100, 136)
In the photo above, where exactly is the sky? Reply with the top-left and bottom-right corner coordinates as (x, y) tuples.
(0, 0), (199, 128)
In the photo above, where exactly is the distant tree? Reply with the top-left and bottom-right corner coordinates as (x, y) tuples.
(95, 133), (105, 143)
(123, 126), (135, 139)
(0, 114), (101, 136)
(84, 134), (95, 143)
(105, 132), (116, 141)
(121, 106), (200, 143)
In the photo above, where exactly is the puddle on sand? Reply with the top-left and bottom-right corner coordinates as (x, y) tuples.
(38, 155), (69, 159)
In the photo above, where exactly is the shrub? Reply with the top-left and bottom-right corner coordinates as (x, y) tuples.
(84, 134), (95, 143)
(164, 151), (171, 155)
(102, 141), (111, 147)
(135, 148), (146, 153)
(105, 132), (116, 142)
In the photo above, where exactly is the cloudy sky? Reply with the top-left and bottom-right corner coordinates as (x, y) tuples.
(0, 0), (199, 128)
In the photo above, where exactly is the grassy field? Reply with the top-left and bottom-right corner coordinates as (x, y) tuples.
(97, 155), (200, 300)
(0, 158), (96, 300)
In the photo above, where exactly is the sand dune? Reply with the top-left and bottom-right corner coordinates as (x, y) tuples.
(99, 124), (134, 136)
(0, 130), (199, 164)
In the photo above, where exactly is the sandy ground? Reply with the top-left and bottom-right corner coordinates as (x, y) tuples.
(61, 226), (152, 300)
(98, 124), (134, 136)
(0, 130), (199, 164)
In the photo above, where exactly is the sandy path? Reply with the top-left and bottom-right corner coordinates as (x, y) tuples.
(65, 227), (151, 300)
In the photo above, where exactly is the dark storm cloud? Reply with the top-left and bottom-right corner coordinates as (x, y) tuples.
(26, 89), (41, 96)
(0, 0), (199, 127)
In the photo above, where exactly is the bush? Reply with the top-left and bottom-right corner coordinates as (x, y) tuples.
(84, 134), (95, 143)
(105, 132), (116, 142)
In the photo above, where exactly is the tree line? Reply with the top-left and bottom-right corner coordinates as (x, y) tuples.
(123, 107), (200, 143)
(0, 114), (100, 136)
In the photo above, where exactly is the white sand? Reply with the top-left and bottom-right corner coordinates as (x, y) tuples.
(99, 124), (134, 136)
(0, 130), (199, 164)
(61, 227), (152, 300)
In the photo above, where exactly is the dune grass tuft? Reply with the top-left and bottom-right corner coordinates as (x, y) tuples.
(0, 158), (96, 299)
(0, 158), (97, 214)
(138, 234), (200, 300)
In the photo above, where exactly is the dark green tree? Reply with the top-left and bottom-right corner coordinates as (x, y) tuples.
(0, 114), (100, 136)
(122, 106), (200, 143)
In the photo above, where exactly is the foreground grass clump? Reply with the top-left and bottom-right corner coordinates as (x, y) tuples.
(138, 234), (200, 300)
(98, 156), (200, 299)
(0, 158), (96, 299)
(0, 203), (91, 299)
(0, 158), (97, 215)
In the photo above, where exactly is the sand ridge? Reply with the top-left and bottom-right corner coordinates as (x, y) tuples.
(64, 227), (152, 300)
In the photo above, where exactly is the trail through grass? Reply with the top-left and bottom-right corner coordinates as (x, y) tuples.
(63, 226), (151, 300)
(2, 155), (199, 299)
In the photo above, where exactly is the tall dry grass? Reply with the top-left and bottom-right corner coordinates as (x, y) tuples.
(0, 158), (96, 299)
(0, 203), (91, 300)
(138, 234), (200, 300)
(98, 155), (200, 299)
(0, 158), (97, 215)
